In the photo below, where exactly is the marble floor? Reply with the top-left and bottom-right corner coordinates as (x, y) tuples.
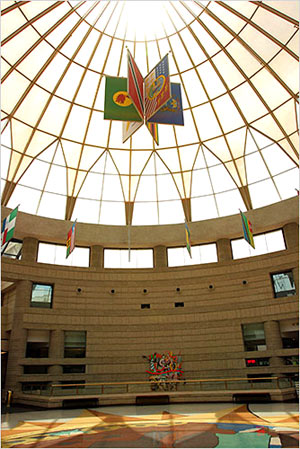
(1, 402), (299, 448)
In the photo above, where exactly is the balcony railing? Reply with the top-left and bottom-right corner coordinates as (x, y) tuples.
(21, 376), (295, 396)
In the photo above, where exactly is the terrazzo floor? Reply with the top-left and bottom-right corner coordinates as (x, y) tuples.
(1, 402), (299, 448)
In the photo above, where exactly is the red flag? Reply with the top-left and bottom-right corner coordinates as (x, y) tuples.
(127, 49), (144, 120)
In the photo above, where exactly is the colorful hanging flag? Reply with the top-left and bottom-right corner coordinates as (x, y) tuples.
(240, 210), (255, 249)
(1, 206), (18, 250)
(66, 220), (76, 258)
(122, 120), (143, 143)
(144, 54), (171, 121)
(104, 76), (143, 122)
(149, 83), (184, 125)
(127, 49), (144, 120)
(185, 221), (192, 258)
(146, 121), (159, 145)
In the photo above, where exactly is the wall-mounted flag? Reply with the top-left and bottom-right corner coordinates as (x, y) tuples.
(144, 54), (171, 121)
(66, 220), (76, 259)
(127, 49), (144, 121)
(185, 221), (192, 258)
(1, 206), (18, 252)
(149, 83), (184, 125)
(240, 210), (255, 249)
(104, 77), (143, 122)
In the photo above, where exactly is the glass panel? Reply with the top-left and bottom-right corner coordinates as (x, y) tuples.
(31, 284), (53, 308)
(231, 230), (286, 259)
(168, 243), (217, 267)
(37, 243), (90, 267)
(104, 249), (153, 268)
(271, 271), (296, 298)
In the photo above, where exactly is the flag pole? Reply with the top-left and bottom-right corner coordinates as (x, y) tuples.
(128, 224), (131, 263)
(1, 241), (9, 256)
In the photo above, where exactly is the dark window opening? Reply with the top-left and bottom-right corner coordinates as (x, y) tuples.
(271, 271), (296, 298)
(175, 302), (184, 307)
(26, 342), (49, 358)
(23, 365), (49, 374)
(283, 356), (299, 366)
(242, 323), (266, 352)
(141, 304), (150, 309)
(64, 331), (86, 358)
(247, 374), (273, 383)
(63, 365), (86, 374)
(21, 382), (50, 393)
(31, 283), (53, 308)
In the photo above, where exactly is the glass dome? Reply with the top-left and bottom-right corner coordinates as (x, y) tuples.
(1, 1), (299, 226)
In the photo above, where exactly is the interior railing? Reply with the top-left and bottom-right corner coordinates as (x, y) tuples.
(21, 376), (295, 396)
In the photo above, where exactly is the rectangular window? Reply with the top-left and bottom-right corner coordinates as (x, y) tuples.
(247, 374), (272, 383)
(104, 249), (153, 268)
(271, 271), (296, 298)
(280, 320), (299, 349)
(23, 365), (48, 374)
(21, 382), (49, 393)
(231, 229), (286, 260)
(64, 331), (86, 358)
(167, 243), (217, 267)
(141, 303), (150, 309)
(31, 283), (53, 308)
(37, 243), (90, 267)
(62, 365), (86, 374)
(175, 302), (184, 307)
(283, 356), (299, 366)
(242, 323), (266, 352)
(2, 239), (22, 259)
(26, 330), (50, 358)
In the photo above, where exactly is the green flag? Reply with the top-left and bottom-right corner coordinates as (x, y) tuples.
(104, 77), (143, 122)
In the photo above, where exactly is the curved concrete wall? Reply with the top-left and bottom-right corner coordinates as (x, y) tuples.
(1, 198), (299, 393)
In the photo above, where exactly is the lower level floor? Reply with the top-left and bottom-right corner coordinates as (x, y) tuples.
(1, 401), (299, 448)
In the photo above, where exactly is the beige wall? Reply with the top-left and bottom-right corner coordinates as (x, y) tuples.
(1, 198), (299, 392)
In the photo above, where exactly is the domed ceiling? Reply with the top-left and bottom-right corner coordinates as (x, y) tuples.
(1, 1), (299, 226)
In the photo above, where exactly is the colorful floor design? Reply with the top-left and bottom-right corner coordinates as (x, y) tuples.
(1, 403), (299, 448)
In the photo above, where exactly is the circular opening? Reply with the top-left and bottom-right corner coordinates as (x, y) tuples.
(242, 280), (248, 285)
(209, 284), (214, 289)
(143, 289), (148, 294)
(111, 289), (115, 294)
(176, 287), (181, 292)
(77, 288), (82, 293)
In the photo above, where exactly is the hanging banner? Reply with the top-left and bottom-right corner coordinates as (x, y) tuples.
(127, 49), (144, 120)
(104, 76), (143, 122)
(122, 121), (143, 143)
(149, 83), (184, 125)
(144, 54), (171, 121)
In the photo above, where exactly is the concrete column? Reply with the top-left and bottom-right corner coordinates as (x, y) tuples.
(22, 237), (39, 262)
(48, 330), (64, 376)
(49, 329), (64, 359)
(264, 321), (285, 367)
(5, 280), (32, 392)
(154, 245), (167, 268)
(283, 222), (299, 251)
(269, 356), (285, 367)
(90, 245), (104, 270)
(216, 238), (232, 262)
(264, 320), (283, 350)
